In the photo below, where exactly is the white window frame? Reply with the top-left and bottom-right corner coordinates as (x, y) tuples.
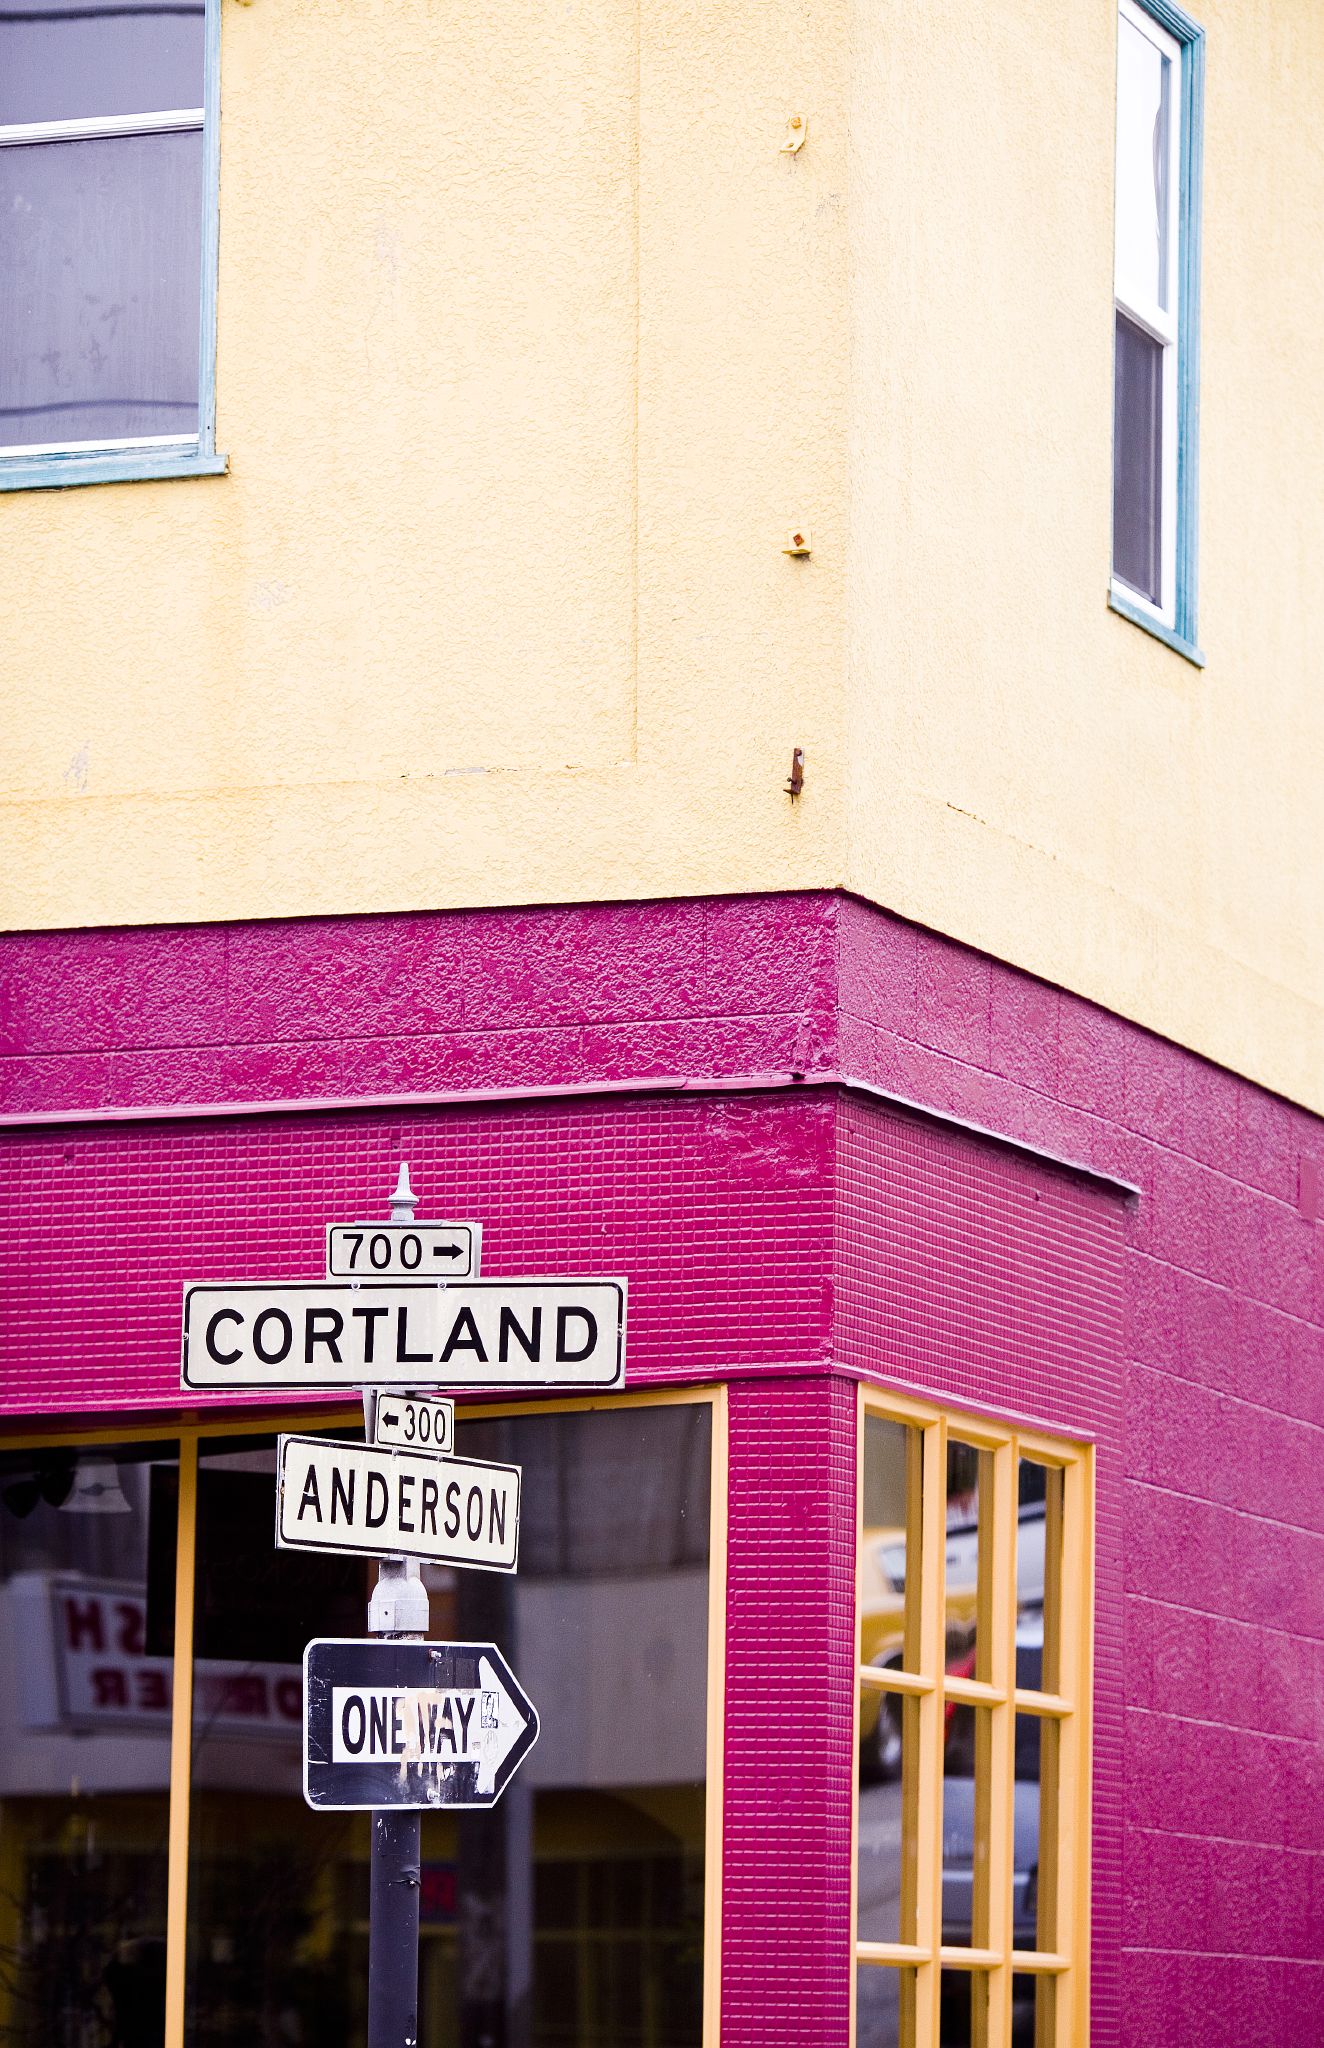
(1112, 0), (1183, 630)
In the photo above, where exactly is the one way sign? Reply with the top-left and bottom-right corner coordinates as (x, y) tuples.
(303, 1639), (539, 1810)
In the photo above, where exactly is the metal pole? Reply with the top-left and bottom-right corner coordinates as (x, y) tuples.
(366, 1163), (429, 2048)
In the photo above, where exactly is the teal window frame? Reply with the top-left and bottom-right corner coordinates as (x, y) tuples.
(0, 0), (226, 495)
(1108, 0), (1205, 667)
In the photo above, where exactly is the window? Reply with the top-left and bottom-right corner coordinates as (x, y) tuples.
(1110, 0), (1204, 663)
(0, 1392), (725, 2048)
(853, 1391), (1093, 2048)
(0, 0), (224, 492)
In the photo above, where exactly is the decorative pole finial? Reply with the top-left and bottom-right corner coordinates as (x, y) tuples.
(389, 1162), (417, 1223)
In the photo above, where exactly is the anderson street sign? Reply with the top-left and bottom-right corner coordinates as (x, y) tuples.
(275, 1435), (520, 1571)
(181, 1277), (626, 1392)
(304, 1638), (539, 1810)
(372, 1393), (455, 1454)
(326, 1222), (480, 1281)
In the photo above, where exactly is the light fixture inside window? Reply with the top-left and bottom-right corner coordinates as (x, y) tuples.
(59, 1460), (132, 1515)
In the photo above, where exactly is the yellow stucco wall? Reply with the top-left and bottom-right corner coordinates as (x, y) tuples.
(846, 0), (1324, 1113)
(2, 0), (1321, 1112)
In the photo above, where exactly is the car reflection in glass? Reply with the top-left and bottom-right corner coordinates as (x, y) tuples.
(939, 1618), (1044, 2044)
(859, 1494), (1049, 2046)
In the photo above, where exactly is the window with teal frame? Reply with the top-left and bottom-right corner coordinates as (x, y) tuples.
(1110, 0), (1204, 666)
(0, 0), (226, 493)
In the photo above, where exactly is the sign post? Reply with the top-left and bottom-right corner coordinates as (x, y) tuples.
(180, 1160), (612, 2048)
(366, 1165), (427, 2048)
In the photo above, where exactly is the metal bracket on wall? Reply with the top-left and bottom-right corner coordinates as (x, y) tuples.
(780, 115), (806, 153)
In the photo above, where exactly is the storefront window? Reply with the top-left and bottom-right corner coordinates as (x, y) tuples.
(0, 1439), (179, 2048)
(183, 1400), (713, 2048)
(854, 1395), (1091, 2048)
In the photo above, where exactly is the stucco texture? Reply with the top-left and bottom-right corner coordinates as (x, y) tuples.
(1, 0), (1322, 1115)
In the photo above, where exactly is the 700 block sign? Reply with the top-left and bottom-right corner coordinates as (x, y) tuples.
(181, 1279), (626, 1392)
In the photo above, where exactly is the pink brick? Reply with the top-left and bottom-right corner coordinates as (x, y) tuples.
(1118, 1950), (1184, 2048)
(1286, 1318), (1324, 1428)
(1258, 1201), (1322, 1324)
(704, 894), (836, 1019)
(986, 963), (1059, 1094)
(1058, 1000), (1129, 1120)
(579, 1009), (828, 1083)
(1124, 1035), (1187, 1149)
(340, 1026), (587, 1096)
(912, 932), (990, 1063)
(225, 914), (466, 1042)
(1236, 1082), (1299, 1204)
(1203, 1176), (1267, 1299)
(463, 900), (708, 1029)
(0, 924), (227, 1055)
(1145, 1599), (1211, 1720)
(1203, 1614), (1263, 1730)
(836, 897), (916, 1036)
(1126, 1255), (1185, 1368)
(0, 1051), (112, 1113)
(1182, 1058), (1240, 1172)
(1235, 1295), (1294, 1411)
(1127, 1829), (1211, 1950)
(1142, 1150), (1215, 1275)
(1281, 1738), (1324, 1852)
(1262, 1622), (1319, 1736)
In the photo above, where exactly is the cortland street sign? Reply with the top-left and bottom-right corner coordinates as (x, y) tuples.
(181, 1278), (626, 1392)
(304, 1638), (539, 1810)
(326, 1222), (480, 1280)
(276, 1436), (520, 1570)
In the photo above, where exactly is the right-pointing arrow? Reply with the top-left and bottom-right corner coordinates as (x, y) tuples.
(475, 1652), (539, 1798)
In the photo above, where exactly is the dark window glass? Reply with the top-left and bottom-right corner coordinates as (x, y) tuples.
(0, 1440), (178, 2048)
(1112, 310), (1164, 605)
(0, 129), (202, 450)
(186, 1406), (711, 2048)
(0, 0), (204, 127)
(860, 1415), (920, 1677)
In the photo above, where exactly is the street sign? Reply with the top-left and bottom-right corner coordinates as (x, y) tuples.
(182, 1277), (626, 1392)
(372, 1394), (455, 1454)
(276, 1435), (520, 1570)
(327, 1222), (480, 1281)
(304, 1638), (539, 1810)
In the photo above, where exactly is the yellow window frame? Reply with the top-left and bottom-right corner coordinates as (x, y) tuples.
(2, 1384), (728, 2048)
(852, 1384), (1095, 2046)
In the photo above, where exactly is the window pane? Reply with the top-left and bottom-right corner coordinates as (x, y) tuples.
(0, 0), (205, 127)
(0, 129), (201, 452)
(945, 1439), (991, 1685)
(856, 1964), (915, 2048)
(861, 1415), (921, 1676)
(1112, 311), (1164, 604)
(1115, 11), (1172, 311)
(858, 1684), (919, 1943)
(1014, 1713), (1060, 1956)
(940, 1966), (989, 2048)
(1013, 1973), (1058, 2048)
(941, 1705), (992, 1949)
(186, 1406), (711, 2048)
(1016, 1459), (1063, 1697)
(0, 1440), (177, 2048)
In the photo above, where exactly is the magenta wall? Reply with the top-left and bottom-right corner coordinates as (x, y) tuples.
(2, 891), (1322, 2043)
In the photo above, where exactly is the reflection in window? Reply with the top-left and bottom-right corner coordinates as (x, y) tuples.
(0, 1440), (178, 2047)
(856, 1402), (1086, 2048)
(185, 1404), (712, 2048)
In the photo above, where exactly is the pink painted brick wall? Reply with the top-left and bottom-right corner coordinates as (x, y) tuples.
(2, 890), (1322, 2042)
